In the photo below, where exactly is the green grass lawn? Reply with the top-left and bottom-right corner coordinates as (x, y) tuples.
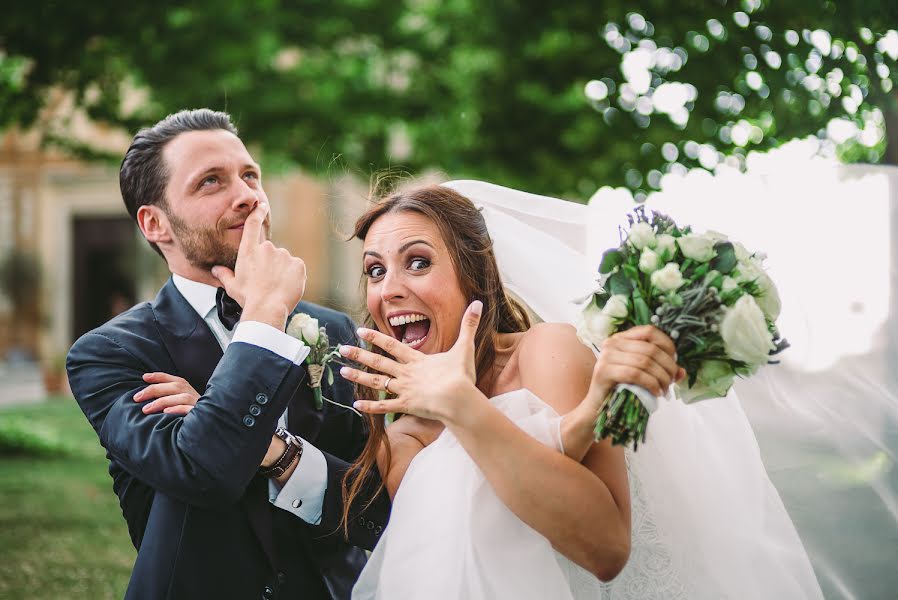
(0, 397), (134, 599)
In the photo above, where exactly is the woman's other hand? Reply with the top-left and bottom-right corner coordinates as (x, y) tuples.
(133, 372), (200, 415)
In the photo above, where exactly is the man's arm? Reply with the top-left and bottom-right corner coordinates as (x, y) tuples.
(68, 329), (304, 507)
(266, 311), (391, 549)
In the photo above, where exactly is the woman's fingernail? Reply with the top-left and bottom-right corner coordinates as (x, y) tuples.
(340, 367), (350, 377)
(470, 300), (483, 316)
(353, 401), (363, 410)
(133, 392), (142, 401)
(142, 403), (153, 413)
(339, 345), (351, 356)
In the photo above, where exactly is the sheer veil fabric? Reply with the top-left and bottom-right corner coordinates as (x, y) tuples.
(445, 176), (868, 600)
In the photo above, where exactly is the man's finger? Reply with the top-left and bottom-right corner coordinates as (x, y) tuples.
(452, 300), (482, 353)
(238, 200), (269, 257)
(210, 266), (236, 292)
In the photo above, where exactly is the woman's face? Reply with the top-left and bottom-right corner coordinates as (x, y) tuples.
(363, 211), (469, 355)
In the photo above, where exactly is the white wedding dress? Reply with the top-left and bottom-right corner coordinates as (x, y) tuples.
(354, 165), (898, 599)
(352, 388), (604, 600)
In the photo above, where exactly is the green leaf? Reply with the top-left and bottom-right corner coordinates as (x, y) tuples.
(599, 249), (623, 274)
(711, 242), (737, 274)
(326, 365), (334, 386)
(632, 293), (651, 325)
(608, 271), (633, 296)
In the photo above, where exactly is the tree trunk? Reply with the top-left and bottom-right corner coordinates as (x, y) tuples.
(884, 89), (898, 166)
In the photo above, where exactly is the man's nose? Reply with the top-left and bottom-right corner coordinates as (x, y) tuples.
(231, 178), (260, 212)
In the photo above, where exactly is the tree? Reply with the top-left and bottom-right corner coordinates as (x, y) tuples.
(1, 1), (897, 199)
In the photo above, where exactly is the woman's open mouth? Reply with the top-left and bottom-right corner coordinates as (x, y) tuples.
(387, 312), (431, 351)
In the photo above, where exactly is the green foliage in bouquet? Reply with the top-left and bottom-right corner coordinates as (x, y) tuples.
(581, 207), (788, 449)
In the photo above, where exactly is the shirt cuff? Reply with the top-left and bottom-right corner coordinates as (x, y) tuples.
(268, 438), (327, 525)
(232, 321), (311, 366)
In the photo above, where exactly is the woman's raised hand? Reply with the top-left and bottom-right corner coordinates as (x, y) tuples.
(339, 301), (483, 423)
(134, 372), (201, 415)
(562, 325), (685, 460)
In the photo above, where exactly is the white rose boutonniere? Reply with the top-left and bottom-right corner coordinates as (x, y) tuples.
(287, 313), (353, 412)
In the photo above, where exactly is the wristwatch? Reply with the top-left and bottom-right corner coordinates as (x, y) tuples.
(259, 427), (303, 478)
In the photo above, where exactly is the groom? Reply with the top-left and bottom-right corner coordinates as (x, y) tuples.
(66, 109), (389, 599)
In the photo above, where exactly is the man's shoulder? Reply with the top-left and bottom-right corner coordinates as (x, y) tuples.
(293, 301), (354, 327)
(69, 301), (157, 356)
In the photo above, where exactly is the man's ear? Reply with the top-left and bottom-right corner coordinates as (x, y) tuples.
(136, 204), (173, 246)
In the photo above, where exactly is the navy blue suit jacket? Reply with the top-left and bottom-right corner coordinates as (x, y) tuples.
(66, 279), (389, 600)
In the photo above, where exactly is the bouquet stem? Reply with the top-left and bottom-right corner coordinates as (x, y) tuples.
(595, 388), (650, 450)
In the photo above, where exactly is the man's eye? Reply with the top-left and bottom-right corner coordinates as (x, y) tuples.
(201, 176), (219, 187)
(367, 265), (386, 278)
(243, 172), (258, 181)
(409, 258), (430, 271)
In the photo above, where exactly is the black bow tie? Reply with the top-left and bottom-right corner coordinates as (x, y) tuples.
(215, 288), (243, 331)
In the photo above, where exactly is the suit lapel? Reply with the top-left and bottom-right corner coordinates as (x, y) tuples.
(151, 278), (278, 570)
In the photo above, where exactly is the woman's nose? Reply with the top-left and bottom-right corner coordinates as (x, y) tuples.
(380, 271), (407, 302)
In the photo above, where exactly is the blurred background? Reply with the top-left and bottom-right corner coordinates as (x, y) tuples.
(1, 0), (897, 598)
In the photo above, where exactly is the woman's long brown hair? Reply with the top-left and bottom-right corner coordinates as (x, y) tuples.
(340, 184), (531, 534)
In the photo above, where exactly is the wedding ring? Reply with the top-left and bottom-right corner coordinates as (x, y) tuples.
(383, 377), (392, 394)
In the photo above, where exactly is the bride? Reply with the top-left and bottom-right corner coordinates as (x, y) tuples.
(338, 182), (824, 599)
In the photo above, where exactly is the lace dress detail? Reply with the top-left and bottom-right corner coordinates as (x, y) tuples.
(596, 451), (690, 599)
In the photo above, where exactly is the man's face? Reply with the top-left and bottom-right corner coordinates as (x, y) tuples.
(160, 129), (270, 271)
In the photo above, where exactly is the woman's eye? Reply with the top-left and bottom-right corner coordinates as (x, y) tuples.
(409, 258), (430, 271)
(367, 265), (386, 278)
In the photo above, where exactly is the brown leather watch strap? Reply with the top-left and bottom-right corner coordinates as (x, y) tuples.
(259, 428), (303, 478)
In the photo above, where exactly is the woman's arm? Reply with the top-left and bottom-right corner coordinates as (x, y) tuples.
(377, 416), (444, 499)
(444, 323), (633, 581)
(343, 304), (678, 580)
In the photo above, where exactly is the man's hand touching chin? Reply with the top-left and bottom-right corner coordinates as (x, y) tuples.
(210, 201), (307, 331)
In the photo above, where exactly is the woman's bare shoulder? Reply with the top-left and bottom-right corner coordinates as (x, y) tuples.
(515, 323), (596, 414)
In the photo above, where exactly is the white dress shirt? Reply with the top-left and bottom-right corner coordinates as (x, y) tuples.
(172, 275), (327, 524)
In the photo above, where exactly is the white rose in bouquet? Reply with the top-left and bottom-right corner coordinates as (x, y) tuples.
(678, 360), (736, 403)
(677, 234), (717, 262)
(734, 259), (781, 320)
(287, 313), (320, 345)
(733, 242), (752, 262)
(602, 294), (630, 318)
(721, 276), (739, 292)
(638, 248), (663, 274)
(720, 295), (776, 365)
(655, 234), (677, 261)
(754, 273), (782, 320)
(627, 222), (656, 250)
(650, 262), (685, 292)
(578, 302), (616, 345)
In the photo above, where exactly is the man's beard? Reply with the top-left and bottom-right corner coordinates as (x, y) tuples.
(166, 210), (248, 272)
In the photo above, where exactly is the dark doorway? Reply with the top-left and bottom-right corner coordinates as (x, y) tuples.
(72, 217), (138, 341)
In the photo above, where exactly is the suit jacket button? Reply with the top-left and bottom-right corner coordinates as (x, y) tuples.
(256, 393), (269, 405)
(262, 585), (274, 600)
(243, 415), (256, 427)
(249, 404), (262, 416)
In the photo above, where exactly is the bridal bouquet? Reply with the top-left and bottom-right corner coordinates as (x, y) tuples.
(578, 207), (787, 449)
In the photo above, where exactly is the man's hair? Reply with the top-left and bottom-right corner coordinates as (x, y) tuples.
(119, 109), (238, 256)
